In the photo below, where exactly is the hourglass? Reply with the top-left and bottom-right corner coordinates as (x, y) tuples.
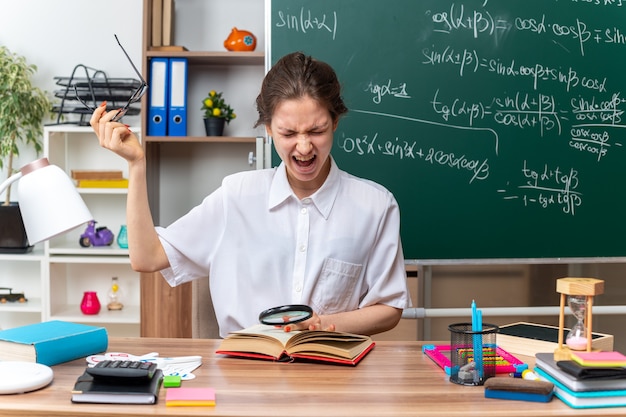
(566, 295), (588, 350)
(555, 277), (604, 361)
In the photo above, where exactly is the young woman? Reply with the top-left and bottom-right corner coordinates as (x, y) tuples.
(90, 52), (410, 337)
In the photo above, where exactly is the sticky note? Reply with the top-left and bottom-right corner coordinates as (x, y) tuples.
(165, 387), (216, 406)
(163, 375), (182, 388)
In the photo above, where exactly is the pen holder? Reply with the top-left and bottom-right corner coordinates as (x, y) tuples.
(448, 322), (499, 386)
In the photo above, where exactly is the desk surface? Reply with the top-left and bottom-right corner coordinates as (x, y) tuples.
(1, 337), (625, 417)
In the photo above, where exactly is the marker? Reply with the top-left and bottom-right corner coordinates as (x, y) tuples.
(521, 369), (540, 381)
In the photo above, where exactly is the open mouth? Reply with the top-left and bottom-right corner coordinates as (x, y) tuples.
(293, 155), (316, 169)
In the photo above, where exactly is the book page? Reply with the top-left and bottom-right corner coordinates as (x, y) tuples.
(231, 324), (297, 346)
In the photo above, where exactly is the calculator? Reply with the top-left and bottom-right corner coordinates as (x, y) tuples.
(86, 360), (158, 381)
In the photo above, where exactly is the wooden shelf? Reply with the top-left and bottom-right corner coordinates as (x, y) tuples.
(146, 51), (264, 66)
(145, 136), (258, 143)
(50, 304), (140, 324)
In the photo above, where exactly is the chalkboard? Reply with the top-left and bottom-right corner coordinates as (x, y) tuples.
(268, 0), (626, 260)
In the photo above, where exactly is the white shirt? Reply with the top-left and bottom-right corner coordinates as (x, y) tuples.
(156, 158), (411, 337)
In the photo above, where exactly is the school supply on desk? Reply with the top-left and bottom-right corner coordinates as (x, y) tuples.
(535, 352), (626, 392)
(570, 351), (626, 368)
(86, 351), (202, 380)
(484, 377), (554, 403)
(86, 360), (158, 382)
(497, 322), (614, 357)
(535, 367), (626, 409)
(71, 368), (163, 404)
(163, 375), (182, 388)
(216, 323), (374, 365)
(422, 344), (527, 375)
(165, 387), (216, 407)
(0, 320), (107, 366)
(471, 300), (484, 379)
(557, 359), (626, 380)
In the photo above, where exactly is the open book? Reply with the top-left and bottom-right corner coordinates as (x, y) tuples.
(216, 324), (375, 365)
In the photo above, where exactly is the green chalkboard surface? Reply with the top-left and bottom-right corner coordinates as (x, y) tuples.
(269, 0), (626, 260)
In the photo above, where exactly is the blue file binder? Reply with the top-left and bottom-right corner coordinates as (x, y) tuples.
(167, 58), (188, 136)
(148, 58), (169, 136)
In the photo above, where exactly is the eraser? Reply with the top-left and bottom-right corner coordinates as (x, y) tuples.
(484, 377), (554, 395)
(163, 375), (182, 388)
(484, 378), (554, 402)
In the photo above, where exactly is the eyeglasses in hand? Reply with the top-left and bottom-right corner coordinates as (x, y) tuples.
(75, 34), (148, 122)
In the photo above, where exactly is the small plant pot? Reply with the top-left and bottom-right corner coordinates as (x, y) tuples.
(0, 203), (32, 253)
(204, 118), (226, 137)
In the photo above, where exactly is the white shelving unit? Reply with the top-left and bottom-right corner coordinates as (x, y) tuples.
(0, 247), (46, 330)
(0, 125), (140, 336)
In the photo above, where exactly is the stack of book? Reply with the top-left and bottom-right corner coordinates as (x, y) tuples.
(71, 170), (129, 188)
(535, 351), (626, 409)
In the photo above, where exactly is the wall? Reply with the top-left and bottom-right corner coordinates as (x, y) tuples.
(0, 0), (143, 198)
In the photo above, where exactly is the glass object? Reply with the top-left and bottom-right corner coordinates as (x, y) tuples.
(107, 277), (124, 311)
(74, 34), (147, 122)
(80, 291), (101, 315)
(117, 225), (128, 249)
(566, 295), (588, 350)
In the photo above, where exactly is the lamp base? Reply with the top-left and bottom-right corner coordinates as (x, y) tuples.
(0, 203), (33, 253)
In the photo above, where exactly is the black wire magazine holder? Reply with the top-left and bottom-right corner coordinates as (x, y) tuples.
(52, 64), (142, 126)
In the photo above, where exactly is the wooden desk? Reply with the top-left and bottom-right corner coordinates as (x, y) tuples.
(1, 337), (624, 417)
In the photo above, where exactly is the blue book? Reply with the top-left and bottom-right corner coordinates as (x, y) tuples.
(0, 320), (108, 366)
(535, 367), (626, 409)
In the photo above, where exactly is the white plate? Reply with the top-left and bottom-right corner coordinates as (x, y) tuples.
(0, 361), (54, 394)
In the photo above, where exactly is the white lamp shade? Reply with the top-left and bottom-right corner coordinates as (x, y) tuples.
(17, 158), (93, 244)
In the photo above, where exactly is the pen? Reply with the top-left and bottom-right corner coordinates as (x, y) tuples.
(471, 300), (483, 380)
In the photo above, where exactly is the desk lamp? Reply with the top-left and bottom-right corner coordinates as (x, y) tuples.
(0, 157), (92, 394)
(0, 157), (92, 245)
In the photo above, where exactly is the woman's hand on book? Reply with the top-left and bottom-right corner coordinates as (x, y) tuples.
(283, 312), (336, 333)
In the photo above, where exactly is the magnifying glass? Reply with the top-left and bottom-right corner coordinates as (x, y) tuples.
(259, 304), (313, 326)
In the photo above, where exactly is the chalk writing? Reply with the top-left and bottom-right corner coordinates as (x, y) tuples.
(275, 8), (337, 40)
(423, 45), (608, 94)
(337, 132), (490, 184)
(499, 161), (583, 215)
(429, 4), (624, 56)
(363, 80), (411, 104)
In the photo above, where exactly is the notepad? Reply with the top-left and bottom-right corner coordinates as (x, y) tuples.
(570, 351), (626, 367)
(165, 387), (216, 406)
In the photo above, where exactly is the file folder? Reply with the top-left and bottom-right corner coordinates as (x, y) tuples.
(148, 58), (169, 136)
(167, 58), (188, 136)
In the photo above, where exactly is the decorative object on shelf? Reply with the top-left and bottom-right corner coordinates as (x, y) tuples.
(107, 277), (124, 311)
(0, 46), (52, 253)
(555, 277), (604, 361)
(223, 27), (257, 52)
(0, 288), (27, 303)
(79, 220), (114, 248)
(117, 225), (128, 249)
(203, 118), (226, 137)
(0, 158), (92, 247)
(80, 291), (101, 315)
(201, 90), (236, 136)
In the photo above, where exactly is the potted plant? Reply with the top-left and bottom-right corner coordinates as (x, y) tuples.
(201, 90), (236, 136)
(0, 45), (51, 252)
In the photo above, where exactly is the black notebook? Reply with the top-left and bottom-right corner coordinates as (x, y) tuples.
(71, 369), (163, 404)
